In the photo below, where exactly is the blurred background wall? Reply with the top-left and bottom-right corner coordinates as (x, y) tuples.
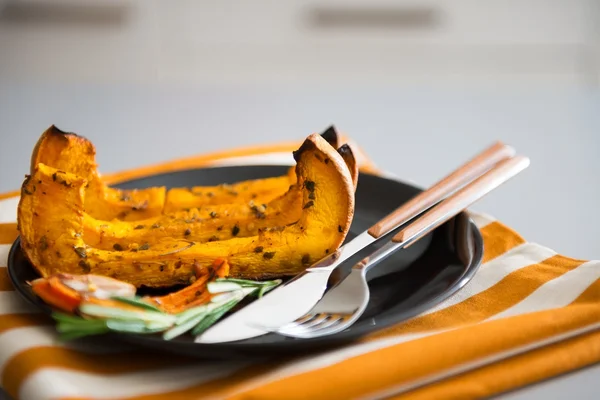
(0, 0), (599, 259)
(1, 0), (599, 87)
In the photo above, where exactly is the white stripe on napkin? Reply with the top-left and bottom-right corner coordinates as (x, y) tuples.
(0, 326), (132, 377)
(205, 153), (295, 168)
(0, 244), (12, 266)
(19, 362), (250, 400)
(420, 243), (557, 316)
(0, 196), (18, 224)
(468, 212), (496, 229)
(489, 260), (600, 320)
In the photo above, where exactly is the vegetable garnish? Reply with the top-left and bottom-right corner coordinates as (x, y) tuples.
(50, 278), (282, 341)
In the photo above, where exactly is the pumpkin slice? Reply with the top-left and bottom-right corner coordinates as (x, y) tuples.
(81, 144), (358, 250)
(18, 134), (355, 288)
(32, 125), (342, 220)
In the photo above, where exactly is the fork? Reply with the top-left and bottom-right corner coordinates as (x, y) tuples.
(269, 154), (530, 339)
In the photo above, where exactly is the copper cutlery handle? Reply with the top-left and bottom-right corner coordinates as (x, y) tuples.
(367, 142), (515, 238)
(392, 155), (530, 245)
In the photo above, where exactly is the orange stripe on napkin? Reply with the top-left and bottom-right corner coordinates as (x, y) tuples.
(224, 304), (600, 400)
(367, 254), (585, 338)
(393, 328), (600, 400)
(2, 347), (198, 398)
(0, 223), (18, 245)
(0, 313), (52, 334)
(480, 221), (525, 263)
(0, 190), (19, 201)
(122, 363), (285, 400)
(0, 268), (15, 291)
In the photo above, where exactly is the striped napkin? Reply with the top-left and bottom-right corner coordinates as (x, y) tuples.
(1, 137), (599, 400)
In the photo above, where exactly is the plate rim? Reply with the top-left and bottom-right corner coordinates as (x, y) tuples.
(7, 164), (484, 355)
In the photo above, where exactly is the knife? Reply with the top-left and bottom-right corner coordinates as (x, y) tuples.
(195, 141), (515, 343)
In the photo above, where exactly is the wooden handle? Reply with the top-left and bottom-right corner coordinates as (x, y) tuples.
(367, 141), (515, 238)
(392, 155), (530, 245)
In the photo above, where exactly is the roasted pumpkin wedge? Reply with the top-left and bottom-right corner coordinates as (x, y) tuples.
(31, 125), (167, 221)
(18, 134), (355, 288)
(81, 144), (357, 250)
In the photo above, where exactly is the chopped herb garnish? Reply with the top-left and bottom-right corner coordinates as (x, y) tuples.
(263, 252), (276, 259)
(184, 228), (191, 236)
(113, 243), (123, 251)
(303, 201), (314, 209)
(208, 235), (219, 242)
(134, 225), (145, 230)
(139, 243), (151, 251)
(232, 224), (240, 236)
(338, 225), (343, 233)
(210, 211), (218, 219)
(254, 246), (264, 253)
(217, 225), (223, 231)
(308, 192), (316, 200)
(304, 180), (315, 192)
(151, 223), (161, 229)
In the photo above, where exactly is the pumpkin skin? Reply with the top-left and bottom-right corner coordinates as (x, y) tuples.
(18, 134), (355, 288)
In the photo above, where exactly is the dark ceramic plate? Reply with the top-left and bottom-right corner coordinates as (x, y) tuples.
(8, 165), (483, 358)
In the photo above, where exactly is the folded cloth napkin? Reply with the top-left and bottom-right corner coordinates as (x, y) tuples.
(0, 137), (598, 400)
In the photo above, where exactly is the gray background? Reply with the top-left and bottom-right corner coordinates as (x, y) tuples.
(0, 0), (599, 398)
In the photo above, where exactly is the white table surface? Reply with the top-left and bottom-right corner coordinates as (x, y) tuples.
(0, 83), (598, 399)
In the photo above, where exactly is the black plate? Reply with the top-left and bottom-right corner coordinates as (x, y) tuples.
(8, 165), (483, 358)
